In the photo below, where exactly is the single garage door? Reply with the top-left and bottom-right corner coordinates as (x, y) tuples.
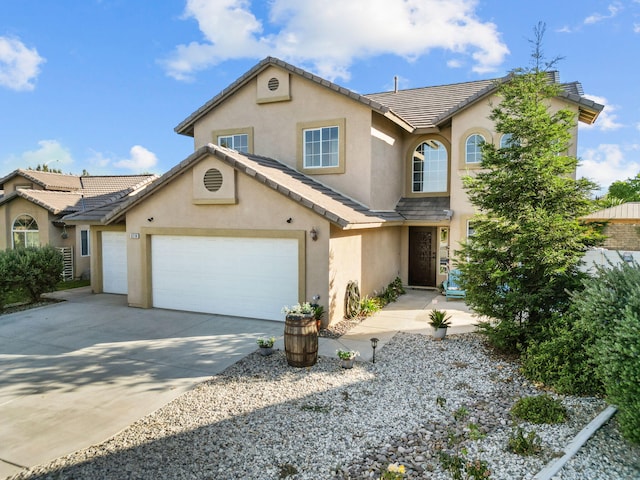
(151, 235), (299, 321)
(102, 231), (128, 294)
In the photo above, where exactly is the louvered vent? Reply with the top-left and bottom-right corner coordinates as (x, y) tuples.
(203, 168), (223, 192)
(267, 77), (280, 91)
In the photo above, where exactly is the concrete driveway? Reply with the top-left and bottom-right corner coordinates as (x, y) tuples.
(0, 288), (284, 479)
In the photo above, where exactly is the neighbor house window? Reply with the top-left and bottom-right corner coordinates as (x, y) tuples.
(81, 229), (90, 256)
(303, 126), (339, 168)
(412, 140), (448, 193)
(217, 134), (249, 153)
(465, 134), (485, 164)
(12, 214), (39, 248)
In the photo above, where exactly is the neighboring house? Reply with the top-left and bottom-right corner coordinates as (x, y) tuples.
(581, 202), (640, 271)
(0, 169), (158, 281)
(64, 57), (603, 324)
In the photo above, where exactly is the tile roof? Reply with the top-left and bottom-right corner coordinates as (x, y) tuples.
(92, 144), (405, 229)
(395, 197), (452, 221)
(581, 202), (640, 221)
(0, 172), (158, 218)
(365, 80), (497, 130)
(0, 169), (82, 191)
(175, 58), (604, 137)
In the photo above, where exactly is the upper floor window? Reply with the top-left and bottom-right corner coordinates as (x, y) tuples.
(81, 229), (90, 256)
(465, 134), (485, 164)
(412, 140), (448, 193)
(500, 133), (515, 148)
(303, 126), (339, 168)
(12, 214), (39, 248)
(218, 134), (249, 153)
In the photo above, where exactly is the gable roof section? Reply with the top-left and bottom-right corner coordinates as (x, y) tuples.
(396, 197), (451, 221)
(88, 144), (404, 229)
(582, 202), (640, 222)
(367, 72), (603, 129)
(174, 56), (414, 136)
(0, 169), (82, 191)
(0, 190), (84, 214)
(0, 172), (158, 218)
(175, 59), (603, 139)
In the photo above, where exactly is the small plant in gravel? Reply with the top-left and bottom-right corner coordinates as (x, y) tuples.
(379, 462), (406, 479)
(507, 427), (543, 455)
(278, 463), (298, 478)
(336, 349), (360, 360)
(436, 399), (492, 479)
(510, 394), (567, 424)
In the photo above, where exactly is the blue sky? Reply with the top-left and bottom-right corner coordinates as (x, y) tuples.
(1, 0), (639, 194)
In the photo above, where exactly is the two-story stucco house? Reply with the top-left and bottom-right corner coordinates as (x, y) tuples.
(64, 57), (603, 325)
(0, 169), (157, 282)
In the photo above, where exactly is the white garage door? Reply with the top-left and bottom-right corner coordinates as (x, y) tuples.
(102, 231), (128, 294)
(151, 235), (299, 321)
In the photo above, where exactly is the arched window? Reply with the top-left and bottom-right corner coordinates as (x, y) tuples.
(465, 134), (485, 164)
(500, 133), (515, 148)
(412, 140), (448, 193)
(12, 214), (39, 248)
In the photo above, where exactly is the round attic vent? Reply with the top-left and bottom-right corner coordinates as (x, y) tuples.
(203, 168), (223, 192)
(267, 77), (280, 91)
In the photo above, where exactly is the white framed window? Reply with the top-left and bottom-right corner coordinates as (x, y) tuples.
(12, 214), (39, 248)
(303, 126), (339, 168)
(412, 140), (448, 193)
(465, 134), (485, 164)
(467, 220), (476, 238)
(81, 229), (90, 256)
(217, 134), (249, 153)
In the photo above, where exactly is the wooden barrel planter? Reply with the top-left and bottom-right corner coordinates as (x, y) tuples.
(284, 314), (318, 367)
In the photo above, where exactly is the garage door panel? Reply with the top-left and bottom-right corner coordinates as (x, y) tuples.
(102, 232), (127, 295)
(151, 235), (298, 321)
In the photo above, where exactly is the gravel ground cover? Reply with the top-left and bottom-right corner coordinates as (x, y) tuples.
(9, 332), (640, 480)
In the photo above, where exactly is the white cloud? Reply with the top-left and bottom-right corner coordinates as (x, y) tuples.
(19, 140), (73, 169)
(634, 22), (640, 33)
(162, 0), (509, 82)
(113, 145), (158, 171)
(0, 36), (45, 91)
(578, 143), (640, 191)
(584, 2), (622, 25)
(580, 94), (623, 131)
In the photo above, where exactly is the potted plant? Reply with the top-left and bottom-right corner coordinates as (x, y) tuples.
(256, 336), (276, 356)
(336, 349), (359, 369)
(283, 302), (318, 367)
(311, 303), (325, 330)
(428, 309), (452, 339)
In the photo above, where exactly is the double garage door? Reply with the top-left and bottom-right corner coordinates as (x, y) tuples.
(151, 235), (299, 321)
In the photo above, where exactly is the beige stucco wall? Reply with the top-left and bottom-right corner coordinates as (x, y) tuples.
(329, 225), (402, 321)
(121, 154), (331, 320)
(370, 114), (405, 211)
(192, 65), (401, 210)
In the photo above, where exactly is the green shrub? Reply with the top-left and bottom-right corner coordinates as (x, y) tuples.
(1, 246), (63, 303)
(507, 427), (542, 455)
(510, 395), (567, 424)
(521, 316), (603, 395)
(359, 296), (383, 316)
(571, 260), (640, 443)
(476, 318), (525, 355)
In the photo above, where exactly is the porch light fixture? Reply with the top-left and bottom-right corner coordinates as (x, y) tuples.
(370, 337), (379, 363)
(310, 228), (318, 241)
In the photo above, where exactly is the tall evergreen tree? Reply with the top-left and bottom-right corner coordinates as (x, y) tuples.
(457, 28), (602, 351)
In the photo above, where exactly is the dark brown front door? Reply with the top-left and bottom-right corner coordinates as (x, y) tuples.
(408, 227), (437, 287)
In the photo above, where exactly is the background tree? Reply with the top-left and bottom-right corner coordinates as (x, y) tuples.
(603, 172), (640, 204)
(457, 25), (602, 352)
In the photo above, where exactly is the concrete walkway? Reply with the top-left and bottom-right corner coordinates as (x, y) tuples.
(317, 288), (478, 361)
(0, 287), (477, 479)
